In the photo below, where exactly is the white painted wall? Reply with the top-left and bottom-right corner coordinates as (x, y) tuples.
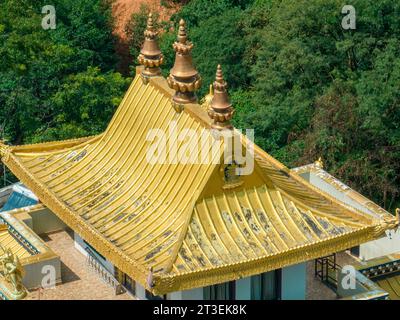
(360, 229), (400, 261)
(29, 207), (67, 235)
(13, 183), (38, 202)
(300, 170), (400, 262)
(0, 185), (13, 207)
(23, 257), (62, 289)
(301, 172), (374, 216)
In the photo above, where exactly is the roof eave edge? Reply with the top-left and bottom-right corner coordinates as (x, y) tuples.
(152, 224), (388, 295)
(0, 152), (152, 292)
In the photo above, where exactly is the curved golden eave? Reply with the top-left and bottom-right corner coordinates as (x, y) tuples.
(153, 225), (377, 294)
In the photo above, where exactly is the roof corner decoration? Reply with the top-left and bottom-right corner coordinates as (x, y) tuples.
(137, 13), (164, 82)
(167, 19), (201, 108)
(208, 65), (234, 130)
(0, 141), (11, 162)
(0, 244), (27, 300)
(201, 84), (214, 112)
(314, 157), (324, 169)
(372, 210), (399, 238)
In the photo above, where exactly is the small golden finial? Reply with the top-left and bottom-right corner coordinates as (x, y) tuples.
(208, 64), (234, 130)
(209, 84), (214, 96)
(167, 18), (201, 106)
(215, 64), (224, 82)
(147, 12), (153, 28)
(137, 12), (164, 80)
(314, 157), (324, 169)
(201, 84), (214, 111)
(177, 19), (187, 44)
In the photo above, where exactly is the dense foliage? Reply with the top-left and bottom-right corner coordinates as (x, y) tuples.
(243, 0), (400, 209)
(0, 0), (129, 144)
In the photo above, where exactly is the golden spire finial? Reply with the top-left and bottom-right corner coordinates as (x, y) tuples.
(209, 83), (214, 95)
(137, 12), (164, 80)
(178, 19), (187, 44)
(167, 18), (201, 107)
(208, 64), (234, 130)
(215, 64), (224, 83)
(314, 157), (324, 169)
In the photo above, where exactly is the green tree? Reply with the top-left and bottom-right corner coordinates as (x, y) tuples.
(158, 1), (252, 96)
(191, 8), (249, 96)
(37, 67), (130, 141)
(125, 4), (161, 72)
(241, 0), (400, 210)
(0, 0), (127, 144)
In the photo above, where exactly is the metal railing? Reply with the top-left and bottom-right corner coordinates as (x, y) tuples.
(85, 247), (125, 295)
(315, 254), (339, 290)
(315, 255), (390, 300)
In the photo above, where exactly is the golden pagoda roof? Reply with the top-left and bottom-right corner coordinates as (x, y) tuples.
(0, 225), (31, 260)
(0, 204), (58, 265)
(0, 68), (398, 295)
(376, 275), (400, 300)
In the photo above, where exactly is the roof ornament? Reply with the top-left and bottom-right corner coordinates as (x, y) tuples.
(167, 19), (202, 111)
(220, 160), (244, 190)
(208, 65), (234, 130)
(0, 141), (10, 161)
(314, 157), (324, 169)
(372, 211), (400, 238)
(0, 244), (27, 300)
(147, 266), (155, 288)
(137, 13), (164, 84)
(201, 84), (214, 112)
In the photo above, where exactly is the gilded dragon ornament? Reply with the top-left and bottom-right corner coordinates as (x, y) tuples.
(0, 141), (11, 161)
(372, 208), (400, 238)
(0, 243), (27, 300)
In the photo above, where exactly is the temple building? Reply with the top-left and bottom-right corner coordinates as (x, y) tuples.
(0, 15), (399, 300)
